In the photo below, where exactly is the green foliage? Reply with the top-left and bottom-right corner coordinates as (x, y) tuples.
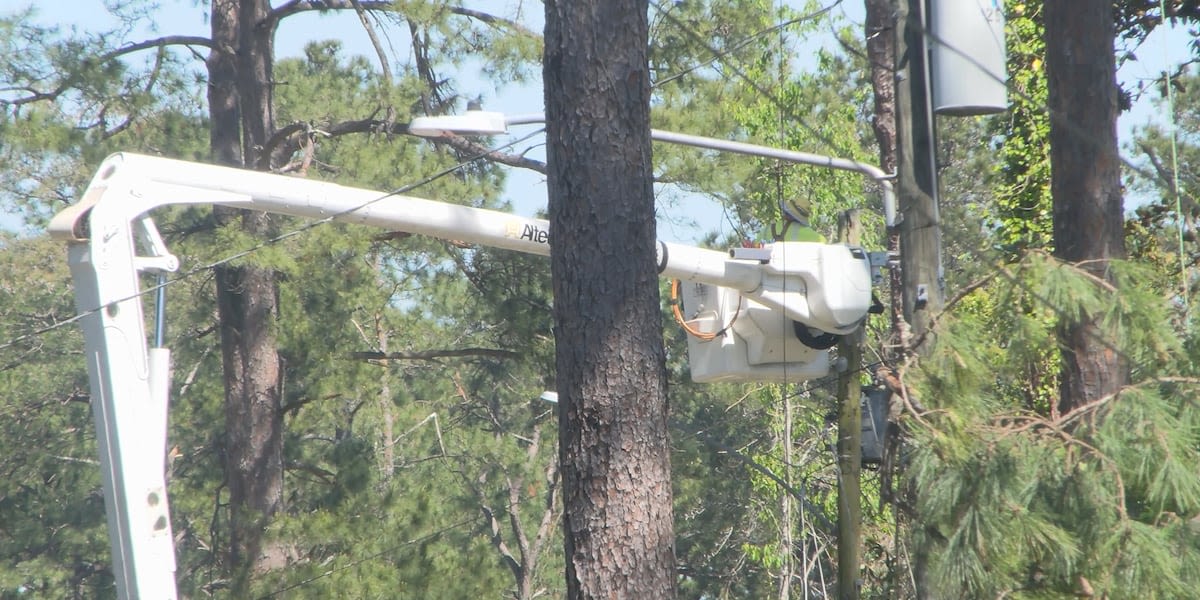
(0, 5), (565, 595)
(730, 46), (880, 242)
(6, 1), (1197, 599)
(0, 5), (204, 227)
(986, 0), (1053, 254)
(908, 253), (1200, 599)
(1127, 64), (1200, 317)
(0, 236), (112, 598)
(650, 0), (884, 245)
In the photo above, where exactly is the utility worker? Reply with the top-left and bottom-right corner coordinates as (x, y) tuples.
(774, 196), (826, 243)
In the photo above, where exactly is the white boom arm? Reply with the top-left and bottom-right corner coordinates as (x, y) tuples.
(49, 152), (874, 599)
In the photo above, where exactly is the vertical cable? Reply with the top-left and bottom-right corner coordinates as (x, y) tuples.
(774, 6), (796, 599)
(1159, 0), (1188, 322)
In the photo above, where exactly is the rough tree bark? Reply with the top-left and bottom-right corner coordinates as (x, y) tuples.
(543, 0), (677, 597)
(866, 0), (897, 176)
(206, 0), (285, 583)
(1044, 0), (1129, 413)
(865, 0), (899, 333)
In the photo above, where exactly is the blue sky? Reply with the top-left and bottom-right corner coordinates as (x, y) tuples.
(1, 1), (1195, 239)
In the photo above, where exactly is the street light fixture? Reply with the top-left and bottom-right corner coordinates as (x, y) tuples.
(408, 109), (897, 227)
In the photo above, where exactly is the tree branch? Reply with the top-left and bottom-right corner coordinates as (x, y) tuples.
(268, 1), (536, 36)
(1139, 141), (1180, 197)
(349, 0), (396, 124)
(101, 46), (167, 139)
(477, 479), (524, 584)
(267, 0), (396, 25)
(430, 134), (548, 174)
(108, 35), (213, 57)
(283, 460), (335, 483)
(260, 116), (547, 173)
(3, 35), (211, 108)
(408, 20), (450, 114)
(448, 7), (538, 36)
(351, 348), (519, 362)
(529, 460), (560, 578)
(506, 475), (532, 571)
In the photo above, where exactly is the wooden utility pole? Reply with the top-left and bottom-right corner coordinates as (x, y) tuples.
(896, 0), (943, 339)
(895, 0), (940, 598)
(835, 210), (864, 600)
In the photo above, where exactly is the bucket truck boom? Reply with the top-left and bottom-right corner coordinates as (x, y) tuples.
(49, 152), (877, 599)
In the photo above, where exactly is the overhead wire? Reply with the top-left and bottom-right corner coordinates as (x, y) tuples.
(665, 3), (1185, 378)
(0, 127), (546, 354)
(0, 3), (1168, 439)
(0, 0), (863, 359)
(650, 0), (844, 89)
(0, 1), (868, 361)
(254, 516), (481, 599)
(4, 0), (1188, 564)
(649, 0), (870, 164)
(245, 7), (1191, 596)
(1157, 0), (1190, 322)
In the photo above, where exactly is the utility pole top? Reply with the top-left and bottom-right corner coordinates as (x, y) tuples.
(896, 0), (944, 344)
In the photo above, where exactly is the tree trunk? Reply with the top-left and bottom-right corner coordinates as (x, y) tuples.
(207, 0), (284, 583)
(1044, 0), (1128, 413)
(543, 1), (676, 598)
(865, 0), (900, 334)
(866, 0), (897, 177)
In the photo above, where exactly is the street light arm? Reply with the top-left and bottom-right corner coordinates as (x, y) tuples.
(645, 129), (897, 228)
(409, 110), (897, 227)
(504, 113), (550, 127)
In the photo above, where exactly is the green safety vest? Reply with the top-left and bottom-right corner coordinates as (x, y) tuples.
(780, 221), (826, 243)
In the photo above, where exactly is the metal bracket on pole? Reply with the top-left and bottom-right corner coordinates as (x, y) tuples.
(867, 250), (897, 287)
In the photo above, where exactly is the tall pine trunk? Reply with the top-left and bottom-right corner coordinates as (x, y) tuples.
(543, 0), (677, 597)
(1045, 0), (1128, 413)
(206, 0), (284, 584)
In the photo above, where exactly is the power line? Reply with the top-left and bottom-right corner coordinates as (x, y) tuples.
(0, 128), (545, 354)
(5, 0), (1183, 470)
(0, 4), (1171, 425)
(649, 0), (867, 163)
(255, 516), (480, 599)
(648, 4), (1183, 387)
(650, 0), (845, 89)
(653, 0), (1170, 202)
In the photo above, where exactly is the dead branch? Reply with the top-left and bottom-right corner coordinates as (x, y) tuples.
(101, 46), (168, 139)
(351, 348), (518, 362)
(266, 1), (395, 26)
(259, 116), (547, 174)
(283, 460), (335, 483)
(425, 133), (548, 175)
(349, 0), (396, 124)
